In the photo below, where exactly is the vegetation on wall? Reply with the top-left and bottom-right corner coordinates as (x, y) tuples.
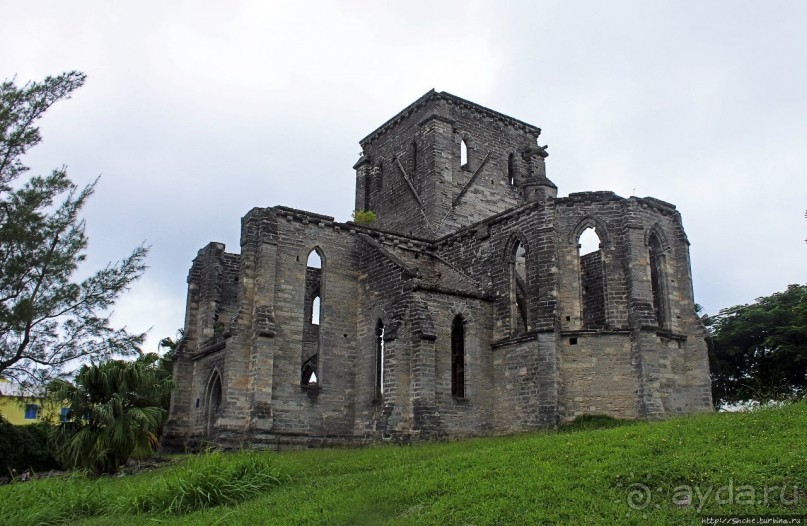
(351, 209), (377, 225)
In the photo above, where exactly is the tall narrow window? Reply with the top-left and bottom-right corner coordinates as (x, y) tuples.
(578, 227), (605, 328)
(375, 319), (384, 398)
(208, 373), (222, 412)
(648, 233), (667, 327)
(205, 371), (223, 436)
(510, 240), (529, 334)
(460, 139), (468, 168)
(302, 249), (323, 386)
(451, 315), (465, 398)
(508, 153), (515, 185)
(311, 295), (321, 325)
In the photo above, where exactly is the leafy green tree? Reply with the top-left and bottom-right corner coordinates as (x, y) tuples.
(0, 72), (148, 394)
(48, 353), (172, 475)
(707, 284), (807, 407)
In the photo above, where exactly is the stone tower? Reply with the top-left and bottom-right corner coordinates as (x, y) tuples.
(162, 91), (712, 451)
(354, 90), (556, 239)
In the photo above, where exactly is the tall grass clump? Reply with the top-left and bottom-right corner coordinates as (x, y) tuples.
(0, 471), (107, 525)
(116, 450), (285, 515)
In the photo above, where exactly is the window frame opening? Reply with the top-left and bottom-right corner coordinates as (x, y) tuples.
(451, 315), (466, 398)
(375, 319), (385, 399)
(509, 239), (529, 335)
(460, 139), (468, 169)
(301, 355), (318, 386)
(577, 225), (606, 329)
(24, 404), (39, 420)
(302, 248), (324, 388)
(508, 152), (516, 185)
(307, 250), (322, 269)
(311, 295), (321, 325)
(208, 373), (222, 413)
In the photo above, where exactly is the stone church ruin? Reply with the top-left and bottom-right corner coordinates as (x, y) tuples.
(162, 91), (712, 450)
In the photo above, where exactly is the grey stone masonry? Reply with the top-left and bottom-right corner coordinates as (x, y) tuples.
(161, 91), (712, 451)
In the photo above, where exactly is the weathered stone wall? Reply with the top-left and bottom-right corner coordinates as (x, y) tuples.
(353, 231), (422, 439)
(164, 91), (712, 451)
(355, 91), (542, 239)
(420, 292), (494, 438)
(557, 333), (637, 421)
(492, 333), (559, 432)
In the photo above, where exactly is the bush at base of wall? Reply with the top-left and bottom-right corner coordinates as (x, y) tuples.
(0, 416), (60, 475)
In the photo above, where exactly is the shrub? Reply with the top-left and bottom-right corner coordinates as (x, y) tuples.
(0, 416), (60, 474)
(351, 210), (377, 225)
(49, 353), (172, 475)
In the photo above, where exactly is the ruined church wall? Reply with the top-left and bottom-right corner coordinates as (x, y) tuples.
(434, 206), (563, 431)
(553, 193), (631, 333)
(624, 201), (712, 415)
(491, 333), (559, 432)
(355, 101), (436, 238)
(418, 292), (494, 437)
(164, 242), (243, 448)
(356, 94), (542, 240)
(556, 333), (638, 421)
(429, 99), (539, 237)
(435, 203), (559, 340)
(353, 234), (422, 439)
(262, 211), (360, 441)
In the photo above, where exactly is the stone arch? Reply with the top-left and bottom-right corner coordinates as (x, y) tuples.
(204, 368), (224, 437)
(449, 301), (474, 325)
(569, 216), (610, 249)
(307, 247), (325, 268)
(503, 231), (529, 262)
(644, 223), (671, 252)
(571, 217), (607, 329)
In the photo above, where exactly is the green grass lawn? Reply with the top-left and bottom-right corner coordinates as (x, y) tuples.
(1, 403), (805, 525)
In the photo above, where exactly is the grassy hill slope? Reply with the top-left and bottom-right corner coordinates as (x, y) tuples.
(1, 403), (805, 525)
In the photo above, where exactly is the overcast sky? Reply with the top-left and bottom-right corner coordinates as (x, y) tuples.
(2, 1), (805, 353)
